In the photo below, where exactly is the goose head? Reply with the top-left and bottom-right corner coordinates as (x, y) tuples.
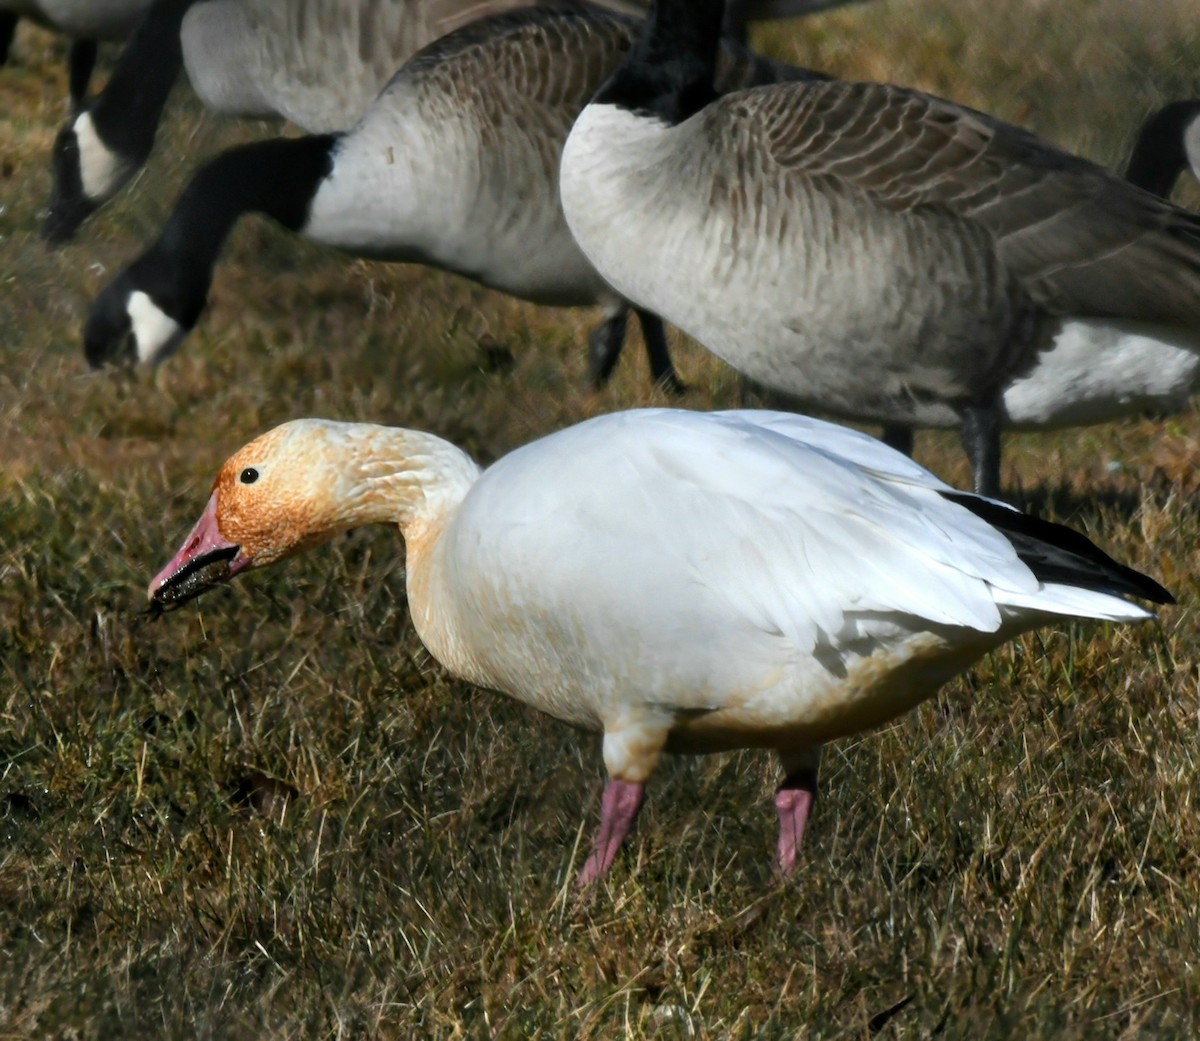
(44, 111), (132, 245)
(83, 264), (192, 369)
(147, 419), (479, 610)
(1127, 99), (1200, 199)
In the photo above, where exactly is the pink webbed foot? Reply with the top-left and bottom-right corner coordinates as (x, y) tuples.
(578, 778), (645, 887)
(774, 766), (818, 877)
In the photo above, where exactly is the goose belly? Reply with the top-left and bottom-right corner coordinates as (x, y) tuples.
(412, 517), (1000, 755)
(665, 629), (996, 754)
(305, 105), (610, 308)
(181, 1), (280, 120)
(431, 583), (997, 754)
(1001, 319), (1200, 428)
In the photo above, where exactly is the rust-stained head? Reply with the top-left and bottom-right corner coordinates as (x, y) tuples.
(147, 419), (472, 610)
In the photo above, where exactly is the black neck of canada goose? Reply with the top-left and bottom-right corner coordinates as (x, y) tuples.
(592, 0), (724, 123)
(156, 136), (338, 292)
(84, 0), (195, 159)
(1126, 100), (1200, 200)
(46, 0), (198, 243)
(86, 134), (337, 355)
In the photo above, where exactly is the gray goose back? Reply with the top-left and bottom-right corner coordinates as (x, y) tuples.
(307, 2), (815, 303)
(181, 0), (647, 134)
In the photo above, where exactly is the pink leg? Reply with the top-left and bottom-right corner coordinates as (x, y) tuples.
(774, 766), (818, 877)
(578, 778), (646, 887)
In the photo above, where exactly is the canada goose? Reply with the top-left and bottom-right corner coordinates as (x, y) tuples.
(45, 0), (195, 243)
(82, 4), (815, 391)
(1126, 100), (1200, 200)
(889, 99), (1200, 455)
(146, 408), (1170, 885)
(560, 0), (1200, 497)
(47, 0), (577, 241)
(0, 0), (152, 109)
(46, 0), (651, 242)
(43, 0), (870, 242)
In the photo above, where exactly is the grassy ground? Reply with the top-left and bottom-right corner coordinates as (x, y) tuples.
(2, 1), (1200, 1036)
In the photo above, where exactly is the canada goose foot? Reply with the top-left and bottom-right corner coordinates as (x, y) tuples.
(654, 370), (687, 397)
(577, 778), (645, 888)
(586, 308), (685, 394)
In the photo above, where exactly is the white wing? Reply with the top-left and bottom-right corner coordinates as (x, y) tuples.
(445, 409), (1148, 717)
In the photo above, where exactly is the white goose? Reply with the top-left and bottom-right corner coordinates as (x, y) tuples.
(1126, 100), (1200, 200)
(82, 4), (814, 390)
(560, 0), (1200, 498)
(147, 408), (1170, 886)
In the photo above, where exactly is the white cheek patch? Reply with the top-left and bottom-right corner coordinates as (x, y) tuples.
(128, 290), (186, 365)
(74, 111), (132, 202)
(1184, 112), (1200, 182)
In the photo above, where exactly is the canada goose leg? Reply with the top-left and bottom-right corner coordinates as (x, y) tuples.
(0, 13), (16, 66)
(634, 309), (685, 395)
(578, 779), (646, 887)
(962, 404), (1002, 498)
(586, 305), (630, 389)
(68, 38), (98, 110)
(775, 747), (820, 877)
(881, 424), (915, 457)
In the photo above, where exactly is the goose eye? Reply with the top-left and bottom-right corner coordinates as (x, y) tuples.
(240, 467), (259, 485)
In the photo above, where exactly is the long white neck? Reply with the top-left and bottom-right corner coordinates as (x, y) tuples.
(327, 424), (482, 544)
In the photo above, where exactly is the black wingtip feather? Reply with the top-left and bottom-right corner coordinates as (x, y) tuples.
(941, 493), (1175, 606)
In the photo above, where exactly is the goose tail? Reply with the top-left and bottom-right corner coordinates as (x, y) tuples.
(997, 584), (1157, 624)
(942, 491), (1173, 624)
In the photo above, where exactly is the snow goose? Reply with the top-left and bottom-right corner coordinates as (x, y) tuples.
(1126, 100), (1200, 200)
(560, 0), (1200, 497)
(147, 408), (1171, 886)
(1, 0), (151, 109)
(82, 4), (815, 390)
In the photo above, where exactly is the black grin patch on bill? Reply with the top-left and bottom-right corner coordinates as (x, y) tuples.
(150, 545), (240, 612)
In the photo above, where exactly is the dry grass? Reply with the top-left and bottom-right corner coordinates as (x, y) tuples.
(2, 2), (1200, 1037)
